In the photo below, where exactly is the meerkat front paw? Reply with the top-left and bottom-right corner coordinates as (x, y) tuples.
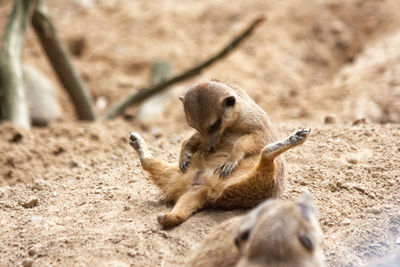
(179, 153), (192, 172)
(214, 160), (239, 178)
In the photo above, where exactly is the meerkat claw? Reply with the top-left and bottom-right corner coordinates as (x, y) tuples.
(215, 160), (238, 178)
(179, 154), (191, 172)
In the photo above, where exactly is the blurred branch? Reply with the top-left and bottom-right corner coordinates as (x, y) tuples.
(31, 0), (97, 121)
(103, 15), (266, 120)
(0, 0), (37, 129)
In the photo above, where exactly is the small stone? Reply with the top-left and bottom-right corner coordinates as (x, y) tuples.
(53, 147), (65, 156)
(352, 184), (366, 193)
(20, 197), (38, 209)
(317, 143), (327, 148)
(341, 218), (351, 225)
(149, 127), (162, 138)
(22, 259), (33, 267)
(352, 118), (366, 125)
(70, 160), (79, 168)
(127, 250), (138, 257)
(159, 231), (170, 239)
(10, 132), (23, 143)
(371, 208), (381, 215)
(28, 249), (37, 256)
(51, 191), (57, 197)
(347, 157), (359, 164)
(324, 115), (335, 124)
(372, 173), (379, 178)
(389, 226), (398, 233)
(31, 179), (52, 191)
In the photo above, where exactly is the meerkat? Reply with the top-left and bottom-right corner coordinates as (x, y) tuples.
(187, 191), (325, 267)
(129, 80), (311, 228)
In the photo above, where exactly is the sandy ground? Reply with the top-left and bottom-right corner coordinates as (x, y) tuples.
(0, 0), (400, 266)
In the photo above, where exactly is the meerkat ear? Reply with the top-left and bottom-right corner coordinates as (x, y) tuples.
(179, 96), (184, 102)
(223, 96), (236, 107)
(298, 232), (314, 252)
(296, 191), (315, 219)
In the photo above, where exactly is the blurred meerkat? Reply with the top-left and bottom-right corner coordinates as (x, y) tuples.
(187, 192), (325, 267)
(129, 80), (311, 228)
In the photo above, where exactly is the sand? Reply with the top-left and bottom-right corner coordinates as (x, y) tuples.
(0, 0), (399, 266)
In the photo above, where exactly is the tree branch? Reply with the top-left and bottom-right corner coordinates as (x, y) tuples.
(31, 0), (96, 121)
(103, 15), (266, 120)
(0, 0), (38, 129)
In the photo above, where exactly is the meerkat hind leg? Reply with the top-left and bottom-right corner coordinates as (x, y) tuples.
(217, 129), (310, 208)
(157, 187), (209, 228)
(262, 128), (310, 160)
(129, 132), (179, 192)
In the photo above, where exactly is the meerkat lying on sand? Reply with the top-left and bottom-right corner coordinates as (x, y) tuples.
(129, 80), (310, 228)
(187, 191), (325, 267)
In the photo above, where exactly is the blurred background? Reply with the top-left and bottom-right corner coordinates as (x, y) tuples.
(1, 0), (400, 132)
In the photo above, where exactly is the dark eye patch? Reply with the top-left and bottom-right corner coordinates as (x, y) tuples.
(208, 118), (221, 133)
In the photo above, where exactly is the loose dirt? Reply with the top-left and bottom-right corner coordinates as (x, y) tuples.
(0, 0), (399, 266)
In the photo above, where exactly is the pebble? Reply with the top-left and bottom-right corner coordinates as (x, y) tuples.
(341, 218), (351, 225)
(324, 115), (336, 124)
(371, 208), (381, 215)
(20, 197), (38, 209)
(149, 127), (162, 138)
(352, 118), (366, 125)
(347, 157), (359, 164)
(10, 132), (23, 143)
(22, 259), (33, 267)
(31, 179), (52, 191)
(353, 184), (366, 193)
(28, 249), (37, 257)
(127, 250), (138, 257)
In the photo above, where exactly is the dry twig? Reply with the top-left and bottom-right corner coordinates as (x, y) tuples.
(0, 0), (38, 129)
(32, 0), (96, 121)
(103, 15), (266, 120)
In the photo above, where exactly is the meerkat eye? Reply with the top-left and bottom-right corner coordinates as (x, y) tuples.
(208, 118), (221, 133)
(234, 230), (251, 248)
(223, 96), (236, 107)
(240, 230), (250, 241)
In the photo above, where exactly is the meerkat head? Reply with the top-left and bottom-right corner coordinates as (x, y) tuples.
(234, 191), (325, 267)
(179, 80), (240, 152)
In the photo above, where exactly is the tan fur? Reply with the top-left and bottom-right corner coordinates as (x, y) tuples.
(187, 192), (325, 267)
(129, 80), (311, 228)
